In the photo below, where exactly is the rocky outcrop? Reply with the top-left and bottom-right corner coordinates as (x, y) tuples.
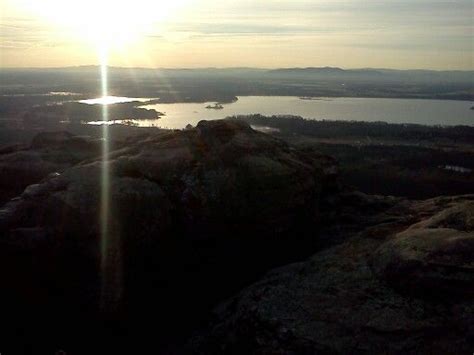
(372, 199), (474, 299)
(0, 120), (338, 351)
(193, 195), (474, 354)
(0, 131), (101, 205)
(3, 120), (471, 353)
(0, 120), (337, 244)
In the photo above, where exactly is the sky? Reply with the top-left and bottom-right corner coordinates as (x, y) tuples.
(1, 0), (473, 69)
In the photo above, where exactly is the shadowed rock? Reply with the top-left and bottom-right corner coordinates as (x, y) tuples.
(192, 195), (474, 354)
(5, 120), (471, 353)
(0, 131), (101, 205)
(1, 119), (338, 258)
(0, 119), (338, 352)
(372, 200), (474, 299)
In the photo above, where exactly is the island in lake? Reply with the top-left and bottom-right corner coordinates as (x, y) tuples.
(205, 103), (224, 109)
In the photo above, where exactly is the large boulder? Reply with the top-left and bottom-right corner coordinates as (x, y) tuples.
(192, 195), (474, 354)
(372, 200), (474, 298)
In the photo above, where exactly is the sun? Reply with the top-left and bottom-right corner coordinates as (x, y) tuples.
(15, 0), (189, 49)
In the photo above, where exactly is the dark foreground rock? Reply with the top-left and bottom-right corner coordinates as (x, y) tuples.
(0, 131), (102, 205)
(192, 195), (474, 354)
(1, 120), (472, 354)
(0, 120), (338, 353)
(0, 120), (337, 246)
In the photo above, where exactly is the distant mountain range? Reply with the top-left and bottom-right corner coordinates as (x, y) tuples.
(265, 67), (474, 83)
(2, 65), (472, 83)
(1, 66), (472, 101)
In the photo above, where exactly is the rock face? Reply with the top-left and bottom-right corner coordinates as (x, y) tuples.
(193, 195), (474, 354)
(2, 120), (472, 353)
(0, 120), (336, 243)
(372, 200), (474, 298)
(0, 120), (338, 351)
(0, 131), (101, 205)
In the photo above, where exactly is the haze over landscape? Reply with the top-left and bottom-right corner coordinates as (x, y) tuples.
(0, 0), (473, 354)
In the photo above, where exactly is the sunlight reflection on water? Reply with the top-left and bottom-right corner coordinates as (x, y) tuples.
(80, 96), (156, 105)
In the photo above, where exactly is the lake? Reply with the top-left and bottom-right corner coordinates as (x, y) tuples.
(86, 96), (474, 128)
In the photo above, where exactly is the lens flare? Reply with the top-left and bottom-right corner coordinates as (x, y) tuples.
(98, 48), (113, 310)
(99, 48), (109, 251)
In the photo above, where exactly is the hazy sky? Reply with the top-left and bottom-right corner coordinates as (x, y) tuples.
(1, 0), (473, 69)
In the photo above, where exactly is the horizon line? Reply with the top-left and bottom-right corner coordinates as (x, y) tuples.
(1, 65), (474, 72)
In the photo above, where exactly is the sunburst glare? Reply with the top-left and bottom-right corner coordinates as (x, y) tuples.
(98, 47), (112, 310)
(13, 0), (190, 49)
